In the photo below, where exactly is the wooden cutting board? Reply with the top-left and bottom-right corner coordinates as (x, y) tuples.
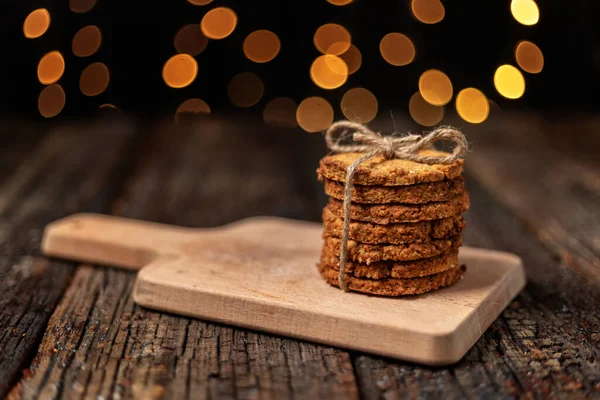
(41, 213), (526, 365)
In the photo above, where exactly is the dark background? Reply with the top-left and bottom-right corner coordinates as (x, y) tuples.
(1, 0), (599, 120)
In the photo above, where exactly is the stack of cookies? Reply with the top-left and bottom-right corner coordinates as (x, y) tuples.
(316, 150), (470, 296)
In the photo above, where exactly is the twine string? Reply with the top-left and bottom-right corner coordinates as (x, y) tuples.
(324, 120), (468, 291)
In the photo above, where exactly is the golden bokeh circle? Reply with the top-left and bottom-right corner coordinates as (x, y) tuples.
(327, 0), (353, 5)
(515, 41), (544, 74)
(456, 88), (489, 124)
(80, 62), (110, 96)
(310, 55), (348, 90)
(341, 88), (378, 123)
(23, 9), (50, 39)
(37, 51), (65, 85)
(69, 0), (97, 13)
(409, 92), (444, 127)
(418, 69), (453, 106)
(296, 97), (334, 133)
(494, 64), (525, 99)
(510, 0), (539, 26)
(313, 24), (351, 55)
(243, 30), (281, 63)
(380, 33), (415, 66)
(175, 98), (211, 122)
(263, 97), (298, 127)
(227, 72), (264, 108)
(162, 54), (198, 89)
(339, 44), (362, 75)
(200, 7), (237, 40)
(187, 0), (213, 5)
(411, 0), (445, 24)
(72, 25), (102, 57)
(38, 84), (66, 118)
(174, 24), (209, 56)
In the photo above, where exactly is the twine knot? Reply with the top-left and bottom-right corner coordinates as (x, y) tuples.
(324, 120), (468, 291)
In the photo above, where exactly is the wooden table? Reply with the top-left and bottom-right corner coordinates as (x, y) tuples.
(1, 113), (599, 399)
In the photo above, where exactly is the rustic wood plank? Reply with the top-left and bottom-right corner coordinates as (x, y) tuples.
(16, 120), (358, 400)
(0, 121), (138, 398)
(353, 174), (600, 398)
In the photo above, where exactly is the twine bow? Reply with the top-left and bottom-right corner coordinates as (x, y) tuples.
(324, 120), (468, 291)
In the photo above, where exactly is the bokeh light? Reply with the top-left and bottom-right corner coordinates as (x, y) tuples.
(243, 30), (281, 63)
(69, 0), (97, 13)
(419, 69), (453, 106)
(174, 24), (209, 56)
(411, 0), (445, 24)
(263, 97), (298, 127)
(409, 92), (444, 127)
(37, 51), (65, 85)
(175, 98), (211, 122)
(162, 54), (198, 88)
(80, 62), (110, 96)
(455, 88), (489, 124)
(310, 55), (348, 89)
(341, 88), (378, 123)
(380, 33), (415, 66)
(510, 0), (539, 26)
(494, 64), (525, 99)
(200, 7), (237, 40)
(227, 72), (264, 107)
(72, 25), (102, 57)
(187, 0), (213, 5)
(314, 23), (351, 55)
(327, 0), (353, 5)
(515, 41), (544, 73)
(38, 84), (66, 118)
(296, 97), (334, 133)
(23, 9), (50, 39)
(339, 44), (362, 75)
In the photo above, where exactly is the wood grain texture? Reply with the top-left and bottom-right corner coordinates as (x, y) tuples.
(15, 120), (358, 399)
(0, 121), (137, 398)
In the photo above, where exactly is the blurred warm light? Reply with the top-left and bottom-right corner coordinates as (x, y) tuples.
(243, 30), (281, 63)
(494, 64), (525, 99)
(263, 97), (298, 127)
(296, 97), (334, 133)
(98, 104), (120, 115)
(327, 0), (353, 5)
(419, 69), (453, 106)
(99, 104), (118, 110)
(310, 55), (348, 90)
(201, 7), (237, 40)
(314, 24), (351, 55)
(456, 88), (489, 124)
(409, 92), (444, 127)
(175, 98), (211, 122)
(341, 88), (378, 123)
(515, 41), (544, 73)
(380, 33), (415, 66)
(187, 0), (213, 5)
(69, 0), (97, 13)
(411, 0), (445, 24)
(37, 51), (65, 85)
(510, 0), (539, 26)
(174, 24), (209, 56)
(23, 9), (50, 39)
(339, 44), (361, 75)
(228, 72), (264, 107)
(38, 84), (65, 118)
(72, 25), (102, 57)
(162, 54), (198, 89)
(80, 62), (110, 96)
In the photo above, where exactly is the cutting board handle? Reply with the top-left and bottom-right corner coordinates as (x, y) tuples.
(41, 213), (191, 270)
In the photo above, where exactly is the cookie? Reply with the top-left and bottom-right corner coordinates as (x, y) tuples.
(317, 150), (464, 186)
(318, 263), (466, 296)
(326, 192), (470, 224)
(322, 235), (462, 263)
(321, 248), (460, 279)
(322, 177), (465, 204)
(322, 207), (465, 244)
